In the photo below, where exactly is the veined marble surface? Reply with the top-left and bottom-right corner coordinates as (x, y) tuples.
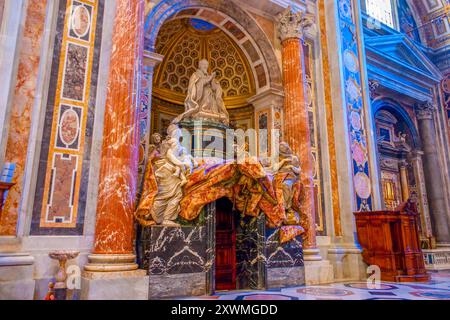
(179, 271), (450, 300)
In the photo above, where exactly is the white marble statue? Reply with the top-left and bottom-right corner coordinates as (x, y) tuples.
(151, 124), (198, 226)
(173, 59), (229, 125)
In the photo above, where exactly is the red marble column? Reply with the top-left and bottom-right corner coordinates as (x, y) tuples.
(278, 9), (317, 251)
(86, 0), (144, 271)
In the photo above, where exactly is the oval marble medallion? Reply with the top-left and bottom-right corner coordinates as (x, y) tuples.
(346, 78), (362, 103)
(354, 172), (372, 200)
(71, 5), (91, 38)
(351, 142), (367, 167)
(343, 49), (359, 73)
(350, 111), (362, 130)
(59, 109), (80, 146)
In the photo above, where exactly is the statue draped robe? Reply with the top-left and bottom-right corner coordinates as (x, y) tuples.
(174, 69), (229, 124)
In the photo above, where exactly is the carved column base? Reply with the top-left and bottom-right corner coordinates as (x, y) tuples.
(81, 269), (148, 300)
(84, 254), (138, 272)
(303, 248), (323, 261)
(304, 260), (334, 285)
(0, 253), (35, 300)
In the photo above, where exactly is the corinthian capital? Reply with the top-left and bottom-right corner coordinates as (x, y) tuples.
(277, 6), (314, 42)
(414, 101), (435, 120)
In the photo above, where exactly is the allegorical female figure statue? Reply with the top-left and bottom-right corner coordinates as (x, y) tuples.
(173, 59), (229, 125)
(135, 125), (198, 227)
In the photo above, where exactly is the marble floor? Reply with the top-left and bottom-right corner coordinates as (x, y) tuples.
(181, 271), (450, 300)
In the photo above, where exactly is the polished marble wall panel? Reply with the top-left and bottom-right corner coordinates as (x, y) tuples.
(31, 0), (105, 235)
(143, 226), (208, 275)
(0, 1), (48, 235)
(236, 215), (266, 290)
(266, 227), (304, 269)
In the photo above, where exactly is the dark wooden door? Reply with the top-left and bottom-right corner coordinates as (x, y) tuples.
(215, 198), (236, 291)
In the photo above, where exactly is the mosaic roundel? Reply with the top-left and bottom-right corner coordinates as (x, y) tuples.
(296, 287), (354, 297)
(353, 172), (372, 200)
(344, 282), (398, 290)
(71, 5), (91, 38)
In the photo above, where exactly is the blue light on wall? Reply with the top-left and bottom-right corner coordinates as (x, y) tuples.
(190, 18), (216, 31)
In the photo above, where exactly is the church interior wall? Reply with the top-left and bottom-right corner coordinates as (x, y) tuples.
(0, 0), (449, 299)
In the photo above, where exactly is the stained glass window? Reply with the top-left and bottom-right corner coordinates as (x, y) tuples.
(365, 0), (395, 29)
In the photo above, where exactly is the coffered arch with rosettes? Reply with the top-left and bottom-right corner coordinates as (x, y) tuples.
(153, 18), (256, 109)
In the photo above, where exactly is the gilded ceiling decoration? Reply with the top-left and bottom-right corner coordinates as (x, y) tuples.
(153, 18), (256, 108)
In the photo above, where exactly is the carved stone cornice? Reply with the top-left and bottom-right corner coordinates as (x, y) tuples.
(414, 101), (435, 120)
(277, 6), (314, 42)
(143, 50), (164, 68)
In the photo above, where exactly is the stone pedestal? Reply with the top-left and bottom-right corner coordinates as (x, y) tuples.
(265, 228), (305, 288)
(304, 260), (334, 285)
(0, 253), (35, 300)
(81, 270), (148, 300)
(179, 120), (231, 160)
(327, 246), (367, 282)
(143, 225), (210, 299)
(267, 266), (305, 288)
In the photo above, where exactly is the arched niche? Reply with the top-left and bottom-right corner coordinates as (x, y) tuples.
(144, 0), (282, 94)
(372, 98), (422, 212)
(372, 98), (421, 149)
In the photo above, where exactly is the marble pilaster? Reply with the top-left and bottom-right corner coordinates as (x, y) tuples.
(0, 0), (25, 172)
(277, 8), (317, 252)
(0, 1), (48, 235)
(415, 102), (450, 244)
